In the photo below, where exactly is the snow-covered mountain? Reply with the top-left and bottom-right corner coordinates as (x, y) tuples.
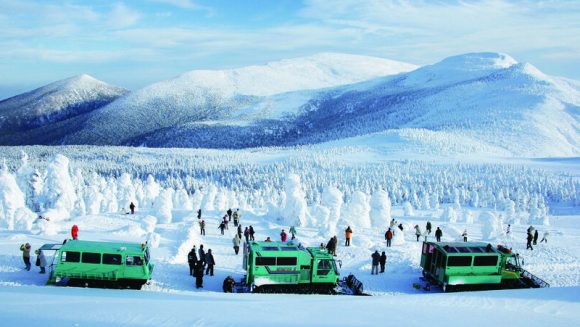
(0, 74), (127, 143)
(1, 52), (578, 157)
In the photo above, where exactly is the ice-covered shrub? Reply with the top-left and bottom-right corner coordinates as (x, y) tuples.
(142, 215), (157, 233)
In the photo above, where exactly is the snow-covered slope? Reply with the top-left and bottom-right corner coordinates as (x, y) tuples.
(0, 74), (127, 134)
(114, 52), (579, 157)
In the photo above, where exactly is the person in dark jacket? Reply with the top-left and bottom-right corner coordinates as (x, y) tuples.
(205, 249), (215, 276)
(426, 221), (432, 235)
(326, 237), (336, 255)
(194, 261), (204, 288)
(197, 209), (202, 219)
(331, 236), (338, 256)
(249, 226), (255, 241)
(20, 243), (31, 271)
(129, 202), (136, 214)
(223, 275), (236, 293)
(199, 219), (206, 235)
(198, 245), (206, 266)
(526, 233), (534, 250)
(533, 230), (539, 245)
(244, 227), (250, 242)
(385, 228), (393, 247)
(435, 227), (443, 242)
(379, 252), (387, 273)
(371, 250), (381, 275)
(227, 208), (233, 222)
(218, 222), (226, 235)
(280, 229), (287, 242)
(233, 209), (240, 226)
(237, 225), (243, 239)
(187, 246), (198, 276)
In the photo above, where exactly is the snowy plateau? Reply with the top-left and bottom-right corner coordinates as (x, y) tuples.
(0, 52), (579, 326)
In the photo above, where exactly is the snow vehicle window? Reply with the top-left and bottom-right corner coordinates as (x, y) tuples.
(474, 256), (498, 266)
(81, 252), (101, 264)
(102, 254), (122, 265)
(447, 256), (472, 267)
(281, 247), (297, 251)
(317, 260), (331, 276)
(126, 256), (143, 266)
(255, 257), (276, 266)
(262, 247), (279, 251)
(276, 257), (297, 266)
(61, 251), (80, 263)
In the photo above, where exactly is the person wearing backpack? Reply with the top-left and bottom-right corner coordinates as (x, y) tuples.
(187, 246), (198, 276)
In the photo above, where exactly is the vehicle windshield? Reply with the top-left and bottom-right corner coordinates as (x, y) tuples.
(506, 256), (519, 270)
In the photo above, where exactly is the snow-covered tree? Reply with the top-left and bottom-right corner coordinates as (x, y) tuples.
(370, 189), (391, 227)
(42, 154), (77, 221)
(321, 186), (343, 233)
(154, 188), (174, 224)
(341, 191), (371, 228)
(0, 163), (34, 230)
(403, 201), (415, 217)
(117, 173), (137, 212)
(282, 174), (308, 227)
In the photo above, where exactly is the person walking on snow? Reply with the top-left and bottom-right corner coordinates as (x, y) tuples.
(379, 251), (387, 273)
(435, 227), (443, 242)
(540, 231), (549, 243)
(345, 226), (353, 246)
(194, 261), (204, 288)
(233, 209), (240, 226)
(36, 249), (47, 274)
(326, 237), (336, 256)
(426, 221), (432, 235)
(506, 224), (511, 236)
(129, 202), (136, 214)
(198, 245), (206, 267)
(289, 226), (297, 240)
(533, 230), (539, 245)
(331, 236), (338, 256)
(205, 249), (215, 276)
(188, 246), (198, 275)
(233, 234), (241, 255)
(462, 229), (468, 242)
(199, 220), (206, 235)
(71, 224), (79, 240)
(526, 233), (534, 250)
(244, 227), (250, 243)
(20, 243), (31, 271)
(227, 208), (233, 222)
(223, 215), (229, 230)
(280, 229), (287, 242)
(385, 228), (393, 247)
(237, 224), (243, 239)
(197, 209), (202, 220)
(371, 250), (380, 275)
(414, 225), (422, 242)
(249, 226), (255, 241)
(218, 221), (226, 235)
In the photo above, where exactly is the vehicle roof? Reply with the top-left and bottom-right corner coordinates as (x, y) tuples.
(429, 242), (499, 255)
(59, 240), (146, 254)
(248, 241), (303, 253)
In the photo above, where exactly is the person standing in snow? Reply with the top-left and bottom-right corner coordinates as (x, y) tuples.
(249, 225), (255, 241)
(526, 233), (534, 250)
(197, 209), (202, 220)
(326, 237), (336, 255)
(194, 261), (204, 288)
(198, 245), (206, 267)
(426, 221), (432, 235)
(280, 229), (287, 242)
(379, 251), (387, 273)
(233, 209), (240, 227)
(540, 231), (549, 243)
(205, 249), (215, 276)
(218, 221), (226, 235)
(244, 227), (250, 243)
(20, 243), (31, 271)
(345, 226), (353, 246)
(331, 236), (338, 256)
(533, 230), (539, 245)
(187, 246), (198, 276)
(435, 227), (443, 242)
(289, 226), (297, 240)
(227, 208), (233, 222)
(233, 234), (241, 255)
(71, 224), (79, 240)
(527, 225), (534, 237)
(223, 215), (229, 230)
(129, 202), (136, 215)
(385, 228), (393, 247)
(414, 225), (422, 242)
(462, 230), (468, 242)
(36, 249), (47, 274)
(199, 219), (206, 235)
(506, 224), (511, 236)
(237, 224), (243, 239)
(371, 250), (380, 275)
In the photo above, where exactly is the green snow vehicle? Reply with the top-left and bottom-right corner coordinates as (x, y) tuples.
(238, 241), (365, 295)
(41, 239), (154, 289)
(420, 241), (549, 292)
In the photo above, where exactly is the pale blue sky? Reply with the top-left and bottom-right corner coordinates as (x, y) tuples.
(1, 0), (579, 99)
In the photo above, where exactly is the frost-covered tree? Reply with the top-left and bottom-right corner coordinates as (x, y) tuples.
(0, 163), (35, 230)
(42, 154), (77, 221)
(504, 199), (518, 225)
(282, 174), (308, 227)
(321, 186), (343, 233)
(143, 175), (160, 209)
(117, 173), (137, 212)
(173, 188), (193, 210)
(480, 211), (503, 240)
(441, 206), (457, 223)
(403, 201), (415, 217)
(370, 189), (391, 227)
(341, 191), (371, 228)
(154, 188), (174, 224)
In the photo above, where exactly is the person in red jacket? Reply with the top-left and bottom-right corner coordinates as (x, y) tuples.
(280, 229), (287, 242)
(385, 228), (393, 247)
(71, 225), (79, 240)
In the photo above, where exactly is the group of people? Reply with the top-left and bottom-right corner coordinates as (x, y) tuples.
(526, 225), (548, 250)
(19, 243), (47, 274)
(187, 244), (216, 288)
(370, 250), (387, 275)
